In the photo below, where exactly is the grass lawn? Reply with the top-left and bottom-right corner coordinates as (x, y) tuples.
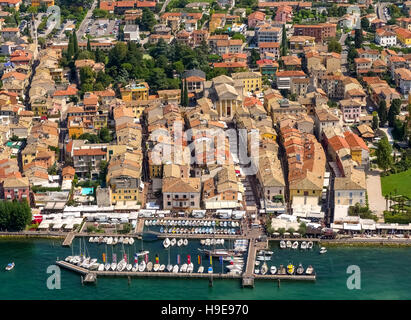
(381, 169), (411, 198)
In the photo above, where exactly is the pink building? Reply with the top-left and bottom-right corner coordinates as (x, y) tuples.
(275, 5), (293, 23)
(248, 11), (265, 29)
(340, 99), (362, 123)
(2, 176), (30, 202)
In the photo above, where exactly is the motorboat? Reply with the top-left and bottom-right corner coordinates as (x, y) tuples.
(88, 237), (94, 243)
(259, 250), (273, 256)
(300, 241), (307, 250)
(132, 264), (138, 272)
(167, 264), (173, 272)
(261, 262), (268, 275)
(147, 261), (153, 272)
(136, 250), (149, 257)
(278, 265), (286, 275)
(292, 241), (299, 249)
(111, 263), (117, 271)
(255, 261), (260, 266)
(198, 266), (204, 273)
(153, 264), (160, 272)
(170, 238), (177, 246)
(208, 266), (213, 274)
(98, 264), (105, 271)
(270, 266), (277, 275)
(187, 263), (194, 273)
(286, 241), (292, 248)
(254, 268), (260, 274)
(138, 261), (146, 272)
(296, 263), (304, 275)
(163, 238), (171, 249)
(177, 239), (183, 247)
(183, 239), (188, 246)
(5, 262), (14, 271)
(123, 238), (129, 245)
(320, 247), (327, 254)
(305, 265), (314, 275)
(113, 237), (118, 245)
(172, 265), (179, 273)
(126, 264), (132, 271)
(65, 256), (73, 262)
(104, 263), (111, 271)
(159, 264), (165, 272)
(286, 263), (295, 275)
(106, 237), (113, 245)
(180, 263), (187, 272)
(117, 260), (127, 272)
(118, 237), (124, 244)
(200, 239), (205, 246)
(256, 256), (271, 261)
(307, 241), (313, 249)
(205, 239), (211, 246)
(129, 237), (134, 245)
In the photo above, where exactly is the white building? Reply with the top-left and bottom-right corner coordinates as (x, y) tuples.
(375, 29), (397, 47)
(123, 24), (140, 43)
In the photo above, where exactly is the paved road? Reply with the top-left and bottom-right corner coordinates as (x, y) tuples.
(376, 2), (389, 23)
(366, 170), (386, 220)
(76, 0), (98, 39)
(160, 0), (171, 14)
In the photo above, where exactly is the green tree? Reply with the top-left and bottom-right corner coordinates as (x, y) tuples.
(87, 37), (91, 52)
(67, 32), (74, 59)
(99, 127), (111, 143)
(183, 79), (189, 107)
(73, 31), (79, 56)
(281, 24), (287, 56)
(361, 17), (370, 31)
(388, 98), (401, 127)
(378, 100), (388, 127)
(249, 48), (260, 68)
(372, 111), (379, 131)
(328, 38), (342, 53)
(376, 136), (393, 173)
(354, 28), (363, 49)
(141, 8), (156, 32)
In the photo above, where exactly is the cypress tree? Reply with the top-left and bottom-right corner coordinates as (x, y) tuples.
(87, 37), (91, 52)
(281, 24), (287, 56)
(73, 31), (79, 56)
(184, 79), (189, 107)
(372, 111), (379, 131)
(378, 100), (387, 127)
(67, 32), (74, 59)
(180, 78), (184, 106)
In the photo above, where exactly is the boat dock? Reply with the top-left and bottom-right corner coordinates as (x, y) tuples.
(55, 260), (316, 284)
(62, 232), (75, 247)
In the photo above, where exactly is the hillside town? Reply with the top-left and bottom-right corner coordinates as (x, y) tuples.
(0, 0), (410, 240)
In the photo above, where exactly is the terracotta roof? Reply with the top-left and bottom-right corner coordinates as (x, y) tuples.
(73, 148), (106, 156)
(343, 131), (369, 152)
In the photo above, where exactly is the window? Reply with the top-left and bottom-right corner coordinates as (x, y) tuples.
(167, 202), (171, 206)
(191, 202), (195, 206)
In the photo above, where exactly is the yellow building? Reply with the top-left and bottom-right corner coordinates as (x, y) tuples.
(120, 82), (149, 101)
(395, 28), (411, 46)
(31, 0), (55, 7)
(106, 145), (128, 161)
(68, 119), (85, 138)
(232, 71), (262, 93)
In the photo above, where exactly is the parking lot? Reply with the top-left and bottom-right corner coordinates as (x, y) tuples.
(86, 19), (120, 38)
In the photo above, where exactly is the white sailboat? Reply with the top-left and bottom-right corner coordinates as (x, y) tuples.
(147, 261), (153, 271)
(104, 263), (111, 271)
(110, 262), (117, 271)
(177, 239), (183, 247)
(261, 262), (268, 275)
(300, 241), (307, 250)
(117, 259), (127, 271)
(307, 241), (313, 249)
(173, 265), (179, 273)
(280, 240), (286, 249)
(132, 264), (138, 272)
(159, 264), (165, 272)
(106, 237), (113, 245)
(198, 266), (204, 273)
(153, 264), (160, 272)
(270, 266), (277, 274)
(129, 237), (135, 245)
(98, 264), (105, 271)
(167, 264), (173, 272)
(180, 263), (187, 272)
(286, 240), (292, 248)
(183, 239), (188, 246)
(187, 263), (194, 273)
(170, 238), (177, 246)
(163, 238), (171, 248)
(292, 241), (299, 249)
(138, 261), (146, 272)
(126, 264), (132, 271)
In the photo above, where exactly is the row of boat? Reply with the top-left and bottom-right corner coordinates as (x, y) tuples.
(200, 238), (225, 246)
(88, 236), (135, 245)
(254, 262), (314, 276)
(256, 250), (274, 261)
(162, 238), (188, 248)
(279, 240), (313, 250)
(159, 226), (239, 235)
(64, 255), (215, 274)
(146, 219), (239, 228)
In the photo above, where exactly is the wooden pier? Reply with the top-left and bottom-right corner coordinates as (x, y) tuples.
(62, 232), (75, 247)
(55, 260), (315, 284)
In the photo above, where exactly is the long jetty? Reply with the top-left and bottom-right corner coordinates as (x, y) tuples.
(55, 261), (316, 283)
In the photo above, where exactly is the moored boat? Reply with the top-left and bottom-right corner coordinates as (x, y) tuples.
(319, 247), (327, 254)
(286, 263), (295, 275)
(270, 266), (277, 274)
(305, 265), (314, 275)
(296, 263), (304, 275)
(5, 262), (14, 271)
(286, 241), (292, 248)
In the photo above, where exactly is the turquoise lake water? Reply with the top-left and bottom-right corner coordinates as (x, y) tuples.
(0, 238), (410, 300)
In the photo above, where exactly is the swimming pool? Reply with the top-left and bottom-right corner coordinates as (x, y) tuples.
(81, 187), (94, 195)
